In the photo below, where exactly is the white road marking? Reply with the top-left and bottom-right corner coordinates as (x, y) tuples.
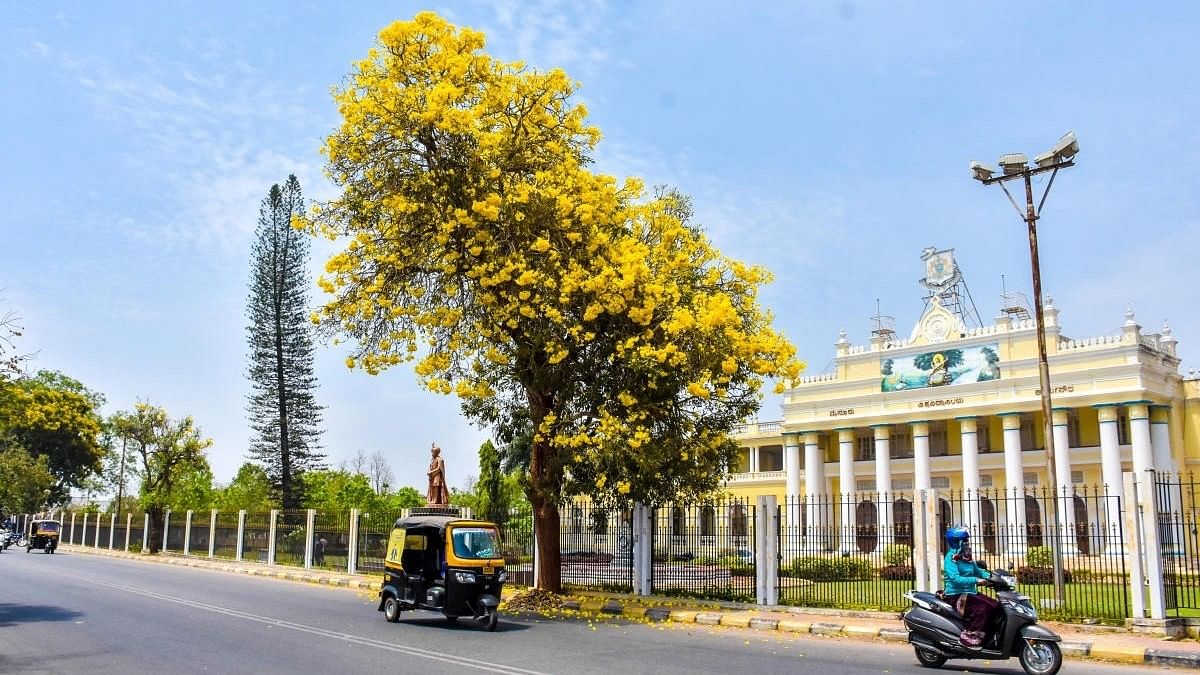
(62, 573), (551, 675)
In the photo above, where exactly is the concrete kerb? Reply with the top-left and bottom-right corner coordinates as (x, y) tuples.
(59, 545), (1200, 668)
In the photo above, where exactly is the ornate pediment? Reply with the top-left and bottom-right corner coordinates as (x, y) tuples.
(908, 295), (965, 347)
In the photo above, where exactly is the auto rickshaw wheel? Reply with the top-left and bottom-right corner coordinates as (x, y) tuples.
(481, 609), (498, 632)
(383, 595), (402, 623)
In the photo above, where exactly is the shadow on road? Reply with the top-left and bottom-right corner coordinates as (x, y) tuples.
(0, 602), (85, 627)
(391, 616), (532, 633)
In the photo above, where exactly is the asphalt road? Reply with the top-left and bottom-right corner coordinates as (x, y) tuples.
(0, 549), (1165, 674)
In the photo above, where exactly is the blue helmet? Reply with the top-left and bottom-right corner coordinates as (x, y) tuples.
(945, 525), (970, 549)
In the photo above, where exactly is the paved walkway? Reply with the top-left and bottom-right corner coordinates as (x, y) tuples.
(59, 544), (1200, 669)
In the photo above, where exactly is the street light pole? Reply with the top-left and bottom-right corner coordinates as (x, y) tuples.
(970, 131), (1079, 606)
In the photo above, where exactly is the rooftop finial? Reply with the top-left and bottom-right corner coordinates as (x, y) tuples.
(1124, 305), (1137, 326)
(836, 327), (848, 345)
(1044, 291), (1053, 308)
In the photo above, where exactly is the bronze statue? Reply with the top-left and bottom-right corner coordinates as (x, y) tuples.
(426, 443), (449, 506)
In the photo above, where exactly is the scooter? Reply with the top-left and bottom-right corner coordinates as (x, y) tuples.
(901, 565), (1063, 675)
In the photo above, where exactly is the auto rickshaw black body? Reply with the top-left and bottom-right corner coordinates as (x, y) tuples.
(377, 511), (506, 631)
(26, 519), (60, 553)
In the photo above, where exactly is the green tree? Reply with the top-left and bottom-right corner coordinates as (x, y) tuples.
(0, 372), (105, 498)
(377, 485), (425, 511)
(913, 349), (964, 372)
(881, 358), (894, 376)
(0, 447), (56, 514)
(246, 175), (325, 510)
(114, 402), (212, 553)
(299, 469), (376, 513)
(214, 462), (277, 512)
(303, 14), (801, 591)
(163, 457), (215, 511)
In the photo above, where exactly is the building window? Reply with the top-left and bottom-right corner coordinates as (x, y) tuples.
(590, 508), (608, 535)
(730, 503), (748, 538)
(892, 427), (913, 458)
(671, 507), (686, 536)
(700, 506), (715, 537)
(1020, 413), (1038, 450)
(976, 417), (992, 453)
(759, 445), (783, 472)
(733, 447), (751, 473)
(1023, 472), (1039, 486)
(1117, 408), (1130, 445)
(571, 506), (584, 534)
(929, 421), (949, 456)
(856, 431), (875, 461)
(931, 476), (950, 488)
(1066, 409), (1081, 448)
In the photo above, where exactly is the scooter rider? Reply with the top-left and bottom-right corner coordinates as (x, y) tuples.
(943, 525), (999, 648)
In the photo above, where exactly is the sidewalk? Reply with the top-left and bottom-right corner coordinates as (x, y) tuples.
(62, 544), (1200, 668)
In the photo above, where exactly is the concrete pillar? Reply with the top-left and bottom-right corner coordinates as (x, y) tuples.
(80, 512), (88, 548)
(804, 432), (827, 548)
(267, 509), (278, 565)
(94, 514), (102, 547)
(958, 417), (981, 535)
(236, 510), (246, 562)
(1095, 404), (1125, 552)
(347, 509), (358, 574)
(143, 513), (150, 554)
(1150, 405), (1179, 554)
(755, 495), (779, 605)
(304, 509), (316, 569)
(208, 510), (217, 559)
(783, 434), (802, 553)
(749, 445), (759, 474)
(69, 512), (76, 545)
(163, 509), (171, 553)
(912, 422), (931, 492)
(872, 425), (892, 547)
(109, 514), (117, 549)
(183, 510), (193, 556)
(1128, 402), (1153, 475)
(1000, 414), (1027, 554)
(632, 503), (652, 596)
(837, 429), (856, 553)
(124, 513), (132, 552)
(1051, 409), (1077, 553)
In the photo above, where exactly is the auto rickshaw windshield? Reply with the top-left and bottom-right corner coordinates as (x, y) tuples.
(451, 527), (499, 560)
(36, 522), (59, 533)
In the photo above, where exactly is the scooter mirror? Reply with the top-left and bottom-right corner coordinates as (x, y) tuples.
(976, 559), (989, 570)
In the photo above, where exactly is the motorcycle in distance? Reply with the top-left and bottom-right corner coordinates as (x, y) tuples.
(901, 562), (1063, 675)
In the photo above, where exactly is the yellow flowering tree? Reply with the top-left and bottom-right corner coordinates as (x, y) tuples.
(303, 12), (802, 591)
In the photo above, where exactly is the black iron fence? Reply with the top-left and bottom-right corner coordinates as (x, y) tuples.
(559, 502), (633, 593)
(312, 511), (350, 573)
(649, 498), (756, 602)
(1155, 473), (1200, 616)
(357, 509), (404, 573)
(242, 511), (272, 562)
(779, 492), (915, 611)
(213, 512), (240, 560)
(273, 510), (308, 567)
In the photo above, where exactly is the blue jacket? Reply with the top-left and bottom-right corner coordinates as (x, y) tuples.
(943, 548), (987, 595)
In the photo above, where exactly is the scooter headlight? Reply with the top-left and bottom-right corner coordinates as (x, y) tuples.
(454, 571), (478, 583)
(1008, 600), (1037, 620)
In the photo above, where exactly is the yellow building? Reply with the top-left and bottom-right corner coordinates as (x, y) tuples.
(729, 249), (1198, 552)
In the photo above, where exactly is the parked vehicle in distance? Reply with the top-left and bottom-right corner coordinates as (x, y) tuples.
(25, 519), (60, 554)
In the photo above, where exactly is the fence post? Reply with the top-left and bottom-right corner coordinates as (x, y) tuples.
(208, 509), (217, 559)
(267, 509), (278, 565)
(1123, 472), (1146, 618)
(348, 509), (359, 575)
(125, 513), (132, 552)
(183, 510), (193, 555)
(143, 513), (150, 553)
(304, 509), (315, 569)
(1139, 471), (1166, 619)
(69, 512), (76, 544)
(926, 489), (941, 592)
(94, 514), (102, 547)
(79, 513), (88, 548)
(163, 509), (171, 552)
(109, 514), (117, 549)
(236, 510), (246, 562)
(631, 503), (651, 596)
(532, 513), (540, 589)
(756, 495), (779, 605)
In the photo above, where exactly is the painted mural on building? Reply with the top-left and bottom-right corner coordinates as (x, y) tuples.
(880, 342), (1000, 392)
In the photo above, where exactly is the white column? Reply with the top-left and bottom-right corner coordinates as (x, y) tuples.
(304, 509), (315, 569)
(749, 446), (759, 474)
(1051, 409), (1077, 554)
(183, 510), (193, 556)
(1129, 403), (1153, 475)
(873, 425), (892, 547)
(94, 515), (101, 547)
(912, 422), (931, 492)
(162, 510), (171, 553)
(236, 510), (246, 562)
(784, 434), (802, 554)
(109, 514), (117, 549)
(267, 509), (278, 565)
(124, 513), (132, 552)
(208, 509), (217, 559)
(1096, 405), (1124, 547)
(804, 432), (827, 548)
(837, 428), (856, 554)
(958, 417), (981, 535)
(347, 509), (359, 574)
(1001, 414), (1027, 554)
(69, 512), (76, 545)
(1150, 405), (1179, 554)
(142, 513), (150, 553)
(80, 512), (89, 548)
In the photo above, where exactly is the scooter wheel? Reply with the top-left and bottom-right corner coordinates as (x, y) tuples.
(481, 609), (498, 632)
(1019, 640), (1062, 675)
(383, 595), (402, 623)
(914, 646), (946, 669)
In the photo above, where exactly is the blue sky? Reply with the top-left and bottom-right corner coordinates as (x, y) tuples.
(3, 2), (1198, 493)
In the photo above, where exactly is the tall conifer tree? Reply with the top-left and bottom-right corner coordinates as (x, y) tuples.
(246, 175), (324, 508)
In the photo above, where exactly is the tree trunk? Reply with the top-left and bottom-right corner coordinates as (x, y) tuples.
(147, 507), (164, 554)
(531, 492), (561, 592)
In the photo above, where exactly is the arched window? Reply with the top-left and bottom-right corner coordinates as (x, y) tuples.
(700, 506), (715, 537)
(937, 499), (952, 553)
(1025, 496), (1043, 548)
(590, 508), (609, 536)
(855, 500), (877, 553)
(671, 507), (686, 536)
(980, 497), (997, 554)
(730, 503), (748, 538)
(893, 498), (913, 547)
(571, 506), (584, 534)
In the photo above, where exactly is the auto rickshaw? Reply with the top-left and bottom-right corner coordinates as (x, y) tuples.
(377, 510), (506, 631)
(26, 519), (60, 553)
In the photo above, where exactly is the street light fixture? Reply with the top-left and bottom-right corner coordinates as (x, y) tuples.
(970, 131), (1078, 605)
